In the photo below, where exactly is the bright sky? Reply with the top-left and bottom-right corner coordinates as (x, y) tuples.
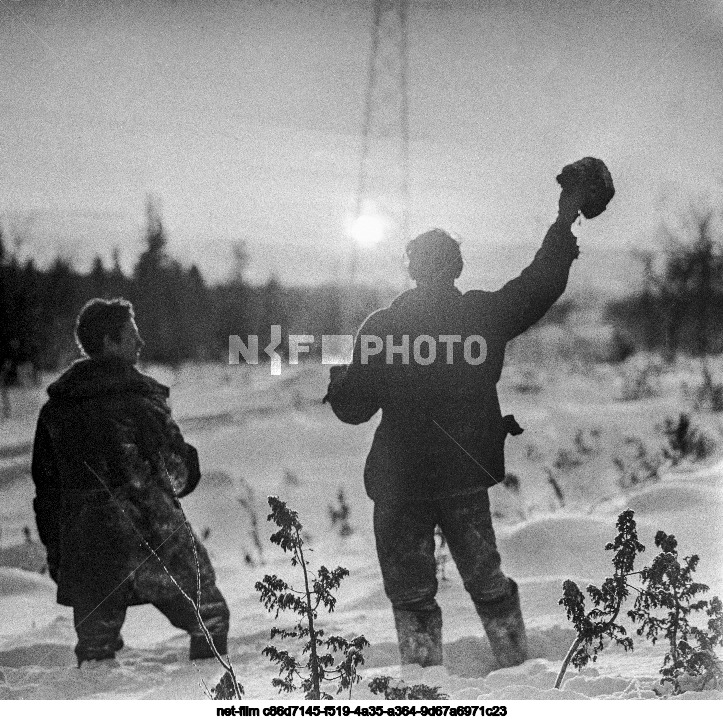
(1, 0), (722, 292)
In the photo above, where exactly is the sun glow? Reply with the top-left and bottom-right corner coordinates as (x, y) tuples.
(347, 213), (385, 247)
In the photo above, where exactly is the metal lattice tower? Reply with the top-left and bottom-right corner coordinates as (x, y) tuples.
(352, 0), (410, 281)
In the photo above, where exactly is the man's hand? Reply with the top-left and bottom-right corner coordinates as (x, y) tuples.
(322, 364), (349, 404)
(556, 157), (615, 221)
(329, 364), (348, 382)
(557, 185), (585, 227)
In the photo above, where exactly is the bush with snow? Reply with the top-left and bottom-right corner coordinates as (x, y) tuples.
(629, 531), (723, 694)
(556, 509), (643, 688)
(557, 509), (723, 694)
(256, 496), (368, 700)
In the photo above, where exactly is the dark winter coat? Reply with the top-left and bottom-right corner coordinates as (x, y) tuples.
(31, 355), (214, 608)
(325, 221), (579, 502)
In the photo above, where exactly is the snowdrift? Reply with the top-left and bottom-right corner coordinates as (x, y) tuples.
(1, 360), (722, 700)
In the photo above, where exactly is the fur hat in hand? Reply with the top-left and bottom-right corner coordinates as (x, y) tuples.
(556, 157), (615, 219)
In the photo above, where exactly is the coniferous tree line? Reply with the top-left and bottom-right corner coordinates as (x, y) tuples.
(606, 202), (723, 359)
(0, 199), (382, 377)
(6, 195), (722, 379)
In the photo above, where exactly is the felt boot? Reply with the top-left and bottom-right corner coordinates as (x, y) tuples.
(475, 580), (528, 668)
(189, 633), (228, 660)
(392, 607), (443, 667)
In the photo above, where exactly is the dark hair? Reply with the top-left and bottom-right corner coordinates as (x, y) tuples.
(75, 298), (134, 357)
(405, 228), (463, 284)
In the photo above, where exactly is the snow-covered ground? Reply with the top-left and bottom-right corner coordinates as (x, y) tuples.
(1, 355), (722, 700)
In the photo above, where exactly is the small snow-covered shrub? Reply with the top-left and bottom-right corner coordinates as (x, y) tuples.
(369, 676), (448, 700)
(512, 369), (543, 395)
(550, 428), (602, 478)
(525, 444), (543, 462)
(495, 473), (527, 522)
(556, 510), (644, 689)
(552, 449), (583, 473)
(607, 328), (636, 364)
(210, 671), (239, 700)
(328, 488), (353, 538)
(545, 470), (566, 507)
(573, 428), (602, 457)
(283, 468), (302, 487)
(613, 436), (663, 489)
(557, 510), (723, 694)
(617, 357), (663, 401)
(256, 497), (368, 700)
(502, 472), (521, 493)
(660, 413), (716, 465)
(629, 531), (723, 694)
(237, 476), (265, 566)
(691, 365), (723, 413)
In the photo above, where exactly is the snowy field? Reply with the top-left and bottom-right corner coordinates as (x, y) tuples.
(1, 352), (722, 701)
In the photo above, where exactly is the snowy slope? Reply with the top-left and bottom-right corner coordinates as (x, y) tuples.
(1, 358), (722, 700)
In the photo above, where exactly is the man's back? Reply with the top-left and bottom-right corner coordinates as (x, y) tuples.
(364, 284), (507, 409)
(324, 161), (612, 671)
(32, 355), (201, 606)
(31, 297), (229, 664)
(37, 356), (188, 496)
(326, 220), (580, 501)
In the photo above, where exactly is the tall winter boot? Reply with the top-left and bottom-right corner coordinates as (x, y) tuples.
(189, 633), (228, 660)
(392, 606), (443, 667)
(474, 580), (528, 668)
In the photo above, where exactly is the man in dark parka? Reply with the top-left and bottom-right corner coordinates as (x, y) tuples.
(325, 181), (595, 669)
(31, 298), (229, 665)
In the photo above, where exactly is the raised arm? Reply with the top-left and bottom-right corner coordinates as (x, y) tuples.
(493, 185), (584, 340)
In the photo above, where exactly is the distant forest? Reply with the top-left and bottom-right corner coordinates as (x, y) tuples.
(0, 199), (382, 374)
(605, 202), (723, 360)
(2, 197), (723, 377)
